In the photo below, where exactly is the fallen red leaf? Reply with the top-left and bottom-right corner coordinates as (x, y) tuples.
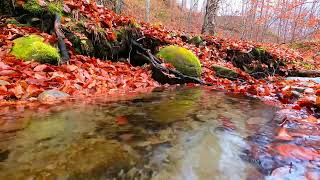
(275, 127), (293, 141)
(275, 144), (320, 160)
(116, 116), (128, 125)
(10, 84), (24, 99)
(25, 84), (43, 97)
(34, 64), (48, 72)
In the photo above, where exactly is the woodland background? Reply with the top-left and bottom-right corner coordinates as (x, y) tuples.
(105, 0), (320, 43)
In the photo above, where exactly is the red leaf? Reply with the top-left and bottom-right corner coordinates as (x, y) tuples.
(26, 84), (43, 97)
(34, 64), (49, 72)
(0, 70), (16, 76)
(66, 64), (78, 72)
(10, 84), (24, 98)
(116, 116), (128, 125)
(275, 144), (319, 160)
(275, 127), (293, 141)
(300, 115), (319, 124)
(0, 62), (10, 70)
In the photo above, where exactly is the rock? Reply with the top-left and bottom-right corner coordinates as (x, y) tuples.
(180, 34), (191, 42)
(291, 91), (301, 98)
(1, 138), (138, 179)
(188, 35), (203, 46)
(156, 45), (202, 77)
(212, 65), (239, 79)
(291, 86), (305, 93)
(11, 35), (60, 65)
(38, 89), (69, 102)
(23, 0), (44, 14)
(0, 80), (9, 86)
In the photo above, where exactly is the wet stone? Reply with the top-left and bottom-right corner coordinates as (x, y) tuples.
(38, 89), (70, 102)
(212, 65), (239, 79)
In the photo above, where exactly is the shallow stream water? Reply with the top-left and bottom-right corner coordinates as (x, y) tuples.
(0, 87), (318, 179)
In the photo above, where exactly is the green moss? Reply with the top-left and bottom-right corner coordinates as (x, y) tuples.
(212, 65), (239, 79)
(11, 35), (60, 65)
(301, 62), (314, 70)
(23, 0), (43, 14)
(252, 47), (268, 59)
(5, 18), (19, 25)
(289, 42), (312, 50)
(189, 36), (203, 46)
(255, 47), (266, 53)
(47, 2), (63, 15)
(157, 45), (202, 77)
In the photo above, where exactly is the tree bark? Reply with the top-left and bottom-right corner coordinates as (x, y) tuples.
(115, 0), (123, 14)
(201, 0), (220, 35)
(145, 0), (150, 22)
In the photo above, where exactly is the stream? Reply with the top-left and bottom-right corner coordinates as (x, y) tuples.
(0, 87), (319, 179)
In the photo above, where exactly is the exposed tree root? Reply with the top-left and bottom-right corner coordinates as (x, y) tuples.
(54, 13), (69, 64)
(131, 40), (207, 85)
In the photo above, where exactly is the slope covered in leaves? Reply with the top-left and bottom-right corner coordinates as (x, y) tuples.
(0, 23), (160, 103)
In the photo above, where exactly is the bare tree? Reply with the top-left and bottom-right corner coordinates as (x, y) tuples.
(202, 0), (221, 35)
(145, 0), (151, 22)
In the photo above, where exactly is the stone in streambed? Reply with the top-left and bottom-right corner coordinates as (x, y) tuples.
(38, 89), (70, 102)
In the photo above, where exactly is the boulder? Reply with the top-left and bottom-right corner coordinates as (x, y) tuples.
(212, 65), (239, 79)
(11, 35), (60, 65)
(38, 89), (69, 102)
(157, 45), (202, 77)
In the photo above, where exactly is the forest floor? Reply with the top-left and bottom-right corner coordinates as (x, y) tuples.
(0, 0), (320, 178)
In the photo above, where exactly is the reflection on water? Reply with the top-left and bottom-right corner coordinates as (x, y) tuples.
(0, 87), (293, 179)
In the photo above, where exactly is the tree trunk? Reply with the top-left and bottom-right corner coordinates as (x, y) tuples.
(145, 0), (150, 22)
(201, 0), (220, 35)
(181, 0), (186, 11)
(115, 0), (123, 14)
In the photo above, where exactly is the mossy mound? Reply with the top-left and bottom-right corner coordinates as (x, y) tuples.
(47, 2), (63, 15)
(11, 35), (60, 65)
(23, 0), (43, 14)
(212, 65), (239, 79)
(189, 36), (203, 46)
(157, 46), (202, 77)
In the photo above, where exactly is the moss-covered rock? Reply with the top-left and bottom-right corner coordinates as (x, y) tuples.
(189, 35), (203, 46)
(11, 35), (60, 65)
(212, 65), (239, 79)
(23, 0), (44, 14)
(47, 2), (63, 15)
(252, 47), (267, 58)
(157, 46), (202, 77)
